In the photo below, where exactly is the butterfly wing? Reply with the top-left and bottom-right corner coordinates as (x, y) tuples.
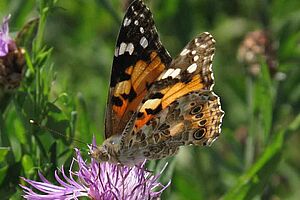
(140, 91), (223, 159)
(105, 0), (172, 138)
(120, 33), (224, 156)
(131, 32), (219, 131)
(120, 90), (224, 161)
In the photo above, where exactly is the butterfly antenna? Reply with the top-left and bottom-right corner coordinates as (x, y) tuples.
(29, 119), (89, 147)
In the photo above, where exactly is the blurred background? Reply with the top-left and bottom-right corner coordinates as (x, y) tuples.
(0, 0), (299, 199)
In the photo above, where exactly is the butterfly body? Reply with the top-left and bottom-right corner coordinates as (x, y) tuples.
(91, 0), (224, 166)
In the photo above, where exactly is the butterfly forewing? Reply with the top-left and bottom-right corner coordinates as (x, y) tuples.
(105, 0), (172, 138)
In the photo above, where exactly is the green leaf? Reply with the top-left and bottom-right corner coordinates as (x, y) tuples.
(9, 135), (22, 162)
(21, 154), (34, 177)
(12, 117), (27, 145)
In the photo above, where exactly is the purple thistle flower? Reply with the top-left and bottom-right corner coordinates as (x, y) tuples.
(21, 138), (170, 200)
(0, 14), (25, 90)
(0, 15), (15, 56)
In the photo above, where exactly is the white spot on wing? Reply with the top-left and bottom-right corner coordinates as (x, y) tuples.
(140, 27), (144, 33)
(192, 50), (196, 55)
(141, 99), (161, 110)
(140, 37), (148, 48)
(134, 20), (139, 25)
(126, 43), (134, 55)
(123, 18), (131, 27)
(193, 55), (199, 61)
(180, 48), (190, 56)
(187, 63), (197, 73)
(161, 68), (174, 79)
(119, 42), (127, 55)
(170, 68), (181, 78)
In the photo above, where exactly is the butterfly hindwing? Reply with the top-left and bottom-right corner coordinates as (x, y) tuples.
(131, 32), (217, 131)
(105, 0), (172, 138)
(121, 91), (224, 160)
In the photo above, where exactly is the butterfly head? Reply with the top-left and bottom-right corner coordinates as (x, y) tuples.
(90, 135), (122, 164)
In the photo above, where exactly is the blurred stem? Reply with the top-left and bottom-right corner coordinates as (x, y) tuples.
(245, 76), (255, 169)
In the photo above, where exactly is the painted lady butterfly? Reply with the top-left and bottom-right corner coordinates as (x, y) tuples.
(91, 0), (224, 166)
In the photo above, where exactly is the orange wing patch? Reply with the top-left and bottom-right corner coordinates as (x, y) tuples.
(112, 66), (134, 118)
(169, 122), (185, 136)
(134, 74), (205, 130)
(131, 52), (165, 95)
(161, 75), (202, 108)
(111, 51), (167, 133)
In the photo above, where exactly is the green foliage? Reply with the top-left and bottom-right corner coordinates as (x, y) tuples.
(223, 115), (300, 200)
(0, 0), (299, 199)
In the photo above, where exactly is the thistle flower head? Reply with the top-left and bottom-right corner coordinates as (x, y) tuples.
(237, 30), (277, 77)
(21, 138), (170, 200)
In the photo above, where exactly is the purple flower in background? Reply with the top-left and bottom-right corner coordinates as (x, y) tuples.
(0, 14), (25, 90)
(0, 15), (15, 56)
(21, 138), (170, 200)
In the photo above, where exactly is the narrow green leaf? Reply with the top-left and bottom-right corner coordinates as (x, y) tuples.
(258, 60), (273, 141)
(253, 59), (273, 143)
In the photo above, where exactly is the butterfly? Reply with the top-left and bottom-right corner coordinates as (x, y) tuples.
(91, 0), (224, 166)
